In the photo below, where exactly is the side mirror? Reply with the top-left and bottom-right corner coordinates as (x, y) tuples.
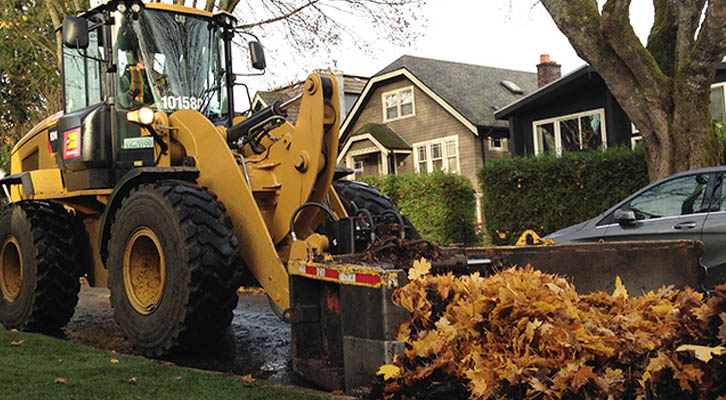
(613, 209), (636, 225)
(249, 41), (266, 70)
(62, 16), (89, 49)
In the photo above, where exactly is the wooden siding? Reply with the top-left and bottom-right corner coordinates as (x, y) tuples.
(347, 76), (483, 191)
(354, 153), (380, 178)
(349, 138), (377, 152)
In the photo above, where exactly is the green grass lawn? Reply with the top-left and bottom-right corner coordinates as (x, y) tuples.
(0, 329), (324, 400)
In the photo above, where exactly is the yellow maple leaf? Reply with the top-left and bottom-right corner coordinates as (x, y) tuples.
(612, 276), (628, 299)
(110, 359), (119, 364)
(676, 344), (725, 363)
(650, 304), (674, 318)
(408, 258), (431, 281)
(376, 364), (401, 380)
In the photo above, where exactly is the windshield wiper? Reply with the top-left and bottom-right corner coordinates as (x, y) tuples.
(197, 71), (225, 115)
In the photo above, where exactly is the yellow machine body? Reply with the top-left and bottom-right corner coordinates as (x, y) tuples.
(7, 72), (341, 311)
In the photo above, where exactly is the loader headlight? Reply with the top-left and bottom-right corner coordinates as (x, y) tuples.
(130, 2), (142, 12)
(127, 107), (156, 126)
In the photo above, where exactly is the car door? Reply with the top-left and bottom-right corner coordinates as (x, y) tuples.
(602, 172), (713, 243)
(700, 173), (726, 288)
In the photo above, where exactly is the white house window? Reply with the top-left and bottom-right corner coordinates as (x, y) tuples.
(353, 160), (363, 174)
(382, 86), (415, 122)
(490, 137), (502, 148)
(413, 135), (459, 173)
(710, 83), (726, 122)
(445, 139), (457, 172)
(532, 108), (606, 155)
(431, 143), (443, 170)
(416, 146), (427, 171)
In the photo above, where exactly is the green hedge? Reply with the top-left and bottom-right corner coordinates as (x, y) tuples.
(361, 171), (478, 246)
(478, 146), (648, 245)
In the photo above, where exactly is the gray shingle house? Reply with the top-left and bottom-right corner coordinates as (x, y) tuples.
(337, 55), (538, 222)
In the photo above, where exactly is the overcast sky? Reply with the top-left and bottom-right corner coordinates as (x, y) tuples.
(243, 0), (655, 109)
(333, 1), (654, 76)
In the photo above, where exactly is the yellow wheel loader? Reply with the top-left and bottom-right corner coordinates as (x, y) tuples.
(0, 1), (709, 395)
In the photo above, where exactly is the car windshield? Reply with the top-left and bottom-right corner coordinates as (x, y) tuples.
(113, 9), (227, 118)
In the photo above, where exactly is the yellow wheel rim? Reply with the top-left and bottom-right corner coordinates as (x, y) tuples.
(0, 237), (22, 303)
(123, 228), (166, 315)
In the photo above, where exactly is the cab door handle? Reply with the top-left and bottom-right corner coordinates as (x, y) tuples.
(673, 222), (696, 230)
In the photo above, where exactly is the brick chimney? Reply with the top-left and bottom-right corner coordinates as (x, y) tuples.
(537, 54), (561, 88)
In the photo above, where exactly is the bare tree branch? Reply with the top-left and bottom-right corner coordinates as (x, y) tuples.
(44, 0), (63, 68)
(238, 1), (320, 28)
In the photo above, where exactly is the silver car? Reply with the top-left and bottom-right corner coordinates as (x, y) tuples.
(545, 166), (726, 289)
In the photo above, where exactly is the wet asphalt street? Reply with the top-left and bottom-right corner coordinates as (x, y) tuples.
(5, 284), (311, 388)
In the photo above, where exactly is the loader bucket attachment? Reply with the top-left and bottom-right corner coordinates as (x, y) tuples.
(477, 240), (706, 294)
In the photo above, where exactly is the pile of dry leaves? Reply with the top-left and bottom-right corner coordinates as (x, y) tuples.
(371, 261), (726, 400)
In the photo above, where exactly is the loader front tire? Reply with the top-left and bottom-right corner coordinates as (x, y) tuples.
(0, 202), (81, 331)
(107, 181), (240, 357)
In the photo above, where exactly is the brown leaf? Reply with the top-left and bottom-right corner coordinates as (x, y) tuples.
(54, 378), (70, 384)
(10, 340), (24, 346)
(240, 374), (254, 382)
(128, 377), (138, 384)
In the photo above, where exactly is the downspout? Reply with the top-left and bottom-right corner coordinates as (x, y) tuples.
(481, 127), (493, 166)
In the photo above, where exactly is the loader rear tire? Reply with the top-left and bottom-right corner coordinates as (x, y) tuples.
(107, 181), (240, 357)
(0, 202), (81, 332)
(333, 180), (421, 239)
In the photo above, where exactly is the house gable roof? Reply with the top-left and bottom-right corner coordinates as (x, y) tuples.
(494, 65), (594, 119)
(494, 62), (726, 120)
(341, 55), (537, 141)
(352, 123), (410, 150)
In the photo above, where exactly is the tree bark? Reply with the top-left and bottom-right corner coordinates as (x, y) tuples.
(541, 0), (726, 181)
(45, 0), (63, 69)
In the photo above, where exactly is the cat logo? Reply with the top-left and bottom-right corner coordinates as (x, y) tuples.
(63, 128), (81, 159)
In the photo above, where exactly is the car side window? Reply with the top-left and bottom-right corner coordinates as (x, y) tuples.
(627, 174), (709, 220)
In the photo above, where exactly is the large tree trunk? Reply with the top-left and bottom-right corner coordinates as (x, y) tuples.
(541, 0), (726, 182)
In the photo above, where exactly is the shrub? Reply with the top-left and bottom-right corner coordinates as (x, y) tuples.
(478, 147), (648, 245)
(361, 171), (478, 246)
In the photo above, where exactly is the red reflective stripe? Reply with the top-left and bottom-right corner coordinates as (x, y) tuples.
(305, 266), (317, 276)
(355, 274), (381, 285)
(324, 269), (339, 279)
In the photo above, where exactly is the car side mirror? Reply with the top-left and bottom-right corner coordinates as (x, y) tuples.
(249, 41), (266, 70)
(62, 16), (89, 49)
(614, 209), (636, 225)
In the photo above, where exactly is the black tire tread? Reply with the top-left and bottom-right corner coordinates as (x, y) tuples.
(333, 180), (421, 239)
(6, 202), (81, 331)
(108, 181), (241, 356)
(333, 180), (396, 215)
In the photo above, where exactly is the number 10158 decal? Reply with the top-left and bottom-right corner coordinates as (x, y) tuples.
(161, 96), (203, 110)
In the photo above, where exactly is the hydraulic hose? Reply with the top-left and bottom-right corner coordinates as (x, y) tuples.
(227, 93), (302, 144)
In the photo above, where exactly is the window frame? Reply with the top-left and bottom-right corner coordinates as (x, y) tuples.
(62, 24), (106, 113)
(532, 108), (607, 156)
(412, 135), (460, 173)
(353, 160), (364, 174)
(381, 86), (416, 122)
(710, 82), (726, 123)
(597, 172), (716, 226)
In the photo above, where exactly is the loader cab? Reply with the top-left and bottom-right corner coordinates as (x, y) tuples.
(56, 1), (249, 189)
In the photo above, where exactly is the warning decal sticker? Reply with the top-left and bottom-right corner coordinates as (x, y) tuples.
(63, 128), (81, 159)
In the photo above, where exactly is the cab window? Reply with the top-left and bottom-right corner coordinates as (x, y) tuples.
(63, 26), (105, 113)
